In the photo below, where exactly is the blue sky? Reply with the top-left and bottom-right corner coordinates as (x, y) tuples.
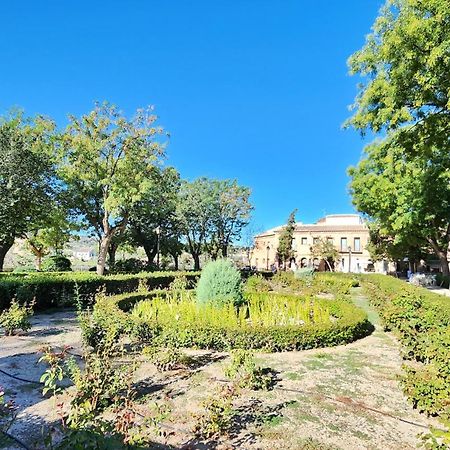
(0, 1), (382, 231)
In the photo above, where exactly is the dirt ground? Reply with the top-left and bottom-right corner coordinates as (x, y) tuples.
(0, 289), (441, 450)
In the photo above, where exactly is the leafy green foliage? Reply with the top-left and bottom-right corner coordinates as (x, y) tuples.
(310, 238), (339, 271)
(362, 275), (450, 423)
(0, 112), (58, 271)
(347, 0), (450, 152)
(245, 274), (271, 293)
(196, 259), (243, 307)
(59, 102), (166, 275)
(277, 209), (297, 268)
(225, 349), (276, 390)
(193, 386), (237, 438)
(42, 255), (72, 272)
(0, 299), (33, 335)
(0, 271), (199, 311)
(348, 136), (450, 275)
(121, 287), (371, 352)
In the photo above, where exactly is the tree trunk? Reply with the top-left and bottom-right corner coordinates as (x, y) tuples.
(97, 234), (112, 276)
(437, 250), (450, 278)
(222, 244), (228, 258)
(172, 253), (179, 271)
(427, 238), (450, 278)
(35, 253), (43, 271)
(108, 241), (118, 267)
(192, 253), (200, 271)
(0, 239), (14, 272)
(143, 241), (157, 265)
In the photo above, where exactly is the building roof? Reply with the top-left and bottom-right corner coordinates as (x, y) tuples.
(255, 215), (367, 237)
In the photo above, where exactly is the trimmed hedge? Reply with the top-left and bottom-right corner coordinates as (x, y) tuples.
(86, 290), (373, 352)
(0, 271), (200, 311)
(361, 275), (450, 420)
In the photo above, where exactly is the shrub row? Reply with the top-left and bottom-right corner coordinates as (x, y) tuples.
(83, 290), (373, 352)
(0, 271), (200, 311)
(361, 274), (450, 420)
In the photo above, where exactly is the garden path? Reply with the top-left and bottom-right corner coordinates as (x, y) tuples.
(0, 290), (442, 449)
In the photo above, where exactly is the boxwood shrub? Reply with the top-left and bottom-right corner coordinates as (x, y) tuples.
(88, 290), (373, 352)
(0, 271), (200, 311)
(361, 275), (450, 420)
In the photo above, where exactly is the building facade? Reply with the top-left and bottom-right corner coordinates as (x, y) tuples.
(252, 214), (392, 273)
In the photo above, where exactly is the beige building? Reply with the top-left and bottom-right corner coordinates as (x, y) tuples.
(252, 214), (391, 273)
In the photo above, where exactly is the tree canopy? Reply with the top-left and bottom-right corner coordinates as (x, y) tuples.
(348, 135), (450, 275)
(277, 209), (297, 269)
(59, 103), (166, 275)
(347, 0), (450, 154)
(0, 113), (57, 270)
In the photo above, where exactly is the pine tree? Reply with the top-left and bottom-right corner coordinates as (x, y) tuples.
(276, 209), (297, 270)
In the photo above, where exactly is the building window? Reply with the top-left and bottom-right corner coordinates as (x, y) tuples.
(354, 237), (361, 252)
(313, 237), (319, 245)
(301, 237), (307, 245)
(291, 238), (296, 249)
(340, 237), (347, 251)
(327, 237), (334, 244)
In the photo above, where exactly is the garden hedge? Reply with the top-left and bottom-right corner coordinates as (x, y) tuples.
(361, 274), (450, 421)
(0, 271), (200, 311)
(86, 290), (373, 352)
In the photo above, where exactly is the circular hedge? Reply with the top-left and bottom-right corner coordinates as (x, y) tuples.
(87, 290), (373, 352)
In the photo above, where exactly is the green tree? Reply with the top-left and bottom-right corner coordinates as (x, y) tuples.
(347, 0), (450, 154)
(127, 166), (181, 265)
(209, 180), (253, 258)
(25, 208), (76, 270)
(176, 178), (214, 271)
(59, 103), (166, 275)
(276, 209), (297, 270)
(310, 237), (339, 272)
(349, 136), (450, 276)
(0, 113), (57, 271)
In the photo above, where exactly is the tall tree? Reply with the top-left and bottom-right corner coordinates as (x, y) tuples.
(59, 103), (166, 275)
(0, 113), (57, 271)
(347, 0), (450, 154)
(209, 180), (253, 258)
(127, 167), (180, 265)
(176, 178), (214, 271)
(276, 209), (297, 270)
(349, 136), (450, 276)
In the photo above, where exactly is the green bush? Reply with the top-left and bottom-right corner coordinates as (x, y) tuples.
(0, 271), (200, 312)
(110, 258), (157, 274)
(0, 299), (34, 335)
(97, 289), (372, 352)
(196, 259), (243, 307)
(42, 255), (72, 272)
(245, 274), (271, 293)
(361, 275), (450, 421)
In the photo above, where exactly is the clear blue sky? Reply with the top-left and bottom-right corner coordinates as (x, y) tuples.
(0, 1), (382, 231)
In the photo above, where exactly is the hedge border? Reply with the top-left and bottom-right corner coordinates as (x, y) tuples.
(0, 271), (200, 311)
(90, 290), (373, 352)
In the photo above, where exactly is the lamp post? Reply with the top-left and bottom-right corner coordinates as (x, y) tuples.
(154, 226), (161, 269)
(266, 245), (270, 270)
(348, 245), (352, 273)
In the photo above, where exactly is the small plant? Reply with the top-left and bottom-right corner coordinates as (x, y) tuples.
(245, 274), (271, 293)
(196, 259), (244, 307)
(193, 385), (236, 438)
(225, 349), (276, 390)
(143, 346), (191, 371)
(0, 387), (16, 433)
(0, 299), (34, 335)
(38, 345), (71, 397)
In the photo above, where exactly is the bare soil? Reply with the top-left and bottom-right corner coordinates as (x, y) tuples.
(0, 290), (440, 449)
